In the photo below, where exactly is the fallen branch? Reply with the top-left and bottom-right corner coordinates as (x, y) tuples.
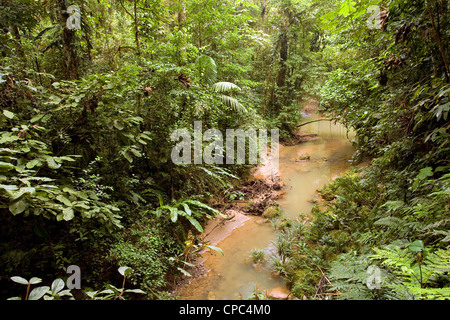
(296, 118), (331, 127)
(314, 265), (342, 299)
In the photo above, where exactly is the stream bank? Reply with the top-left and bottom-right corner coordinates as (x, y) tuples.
(174, 101), (356, 300)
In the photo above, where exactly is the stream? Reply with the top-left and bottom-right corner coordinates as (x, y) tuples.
(176, 112), (356, 300)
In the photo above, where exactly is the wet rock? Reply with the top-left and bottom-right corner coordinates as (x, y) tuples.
(266, 287), (291, 300)
(295, 153), (311, 161)
(254, 217), (268, 225)
(262, 206), (281, 219)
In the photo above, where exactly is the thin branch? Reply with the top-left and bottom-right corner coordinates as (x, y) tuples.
(297, 118), (331, 128)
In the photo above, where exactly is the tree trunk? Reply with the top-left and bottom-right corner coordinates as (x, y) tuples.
(10, 25), (24, 58)
(58, 0), (79, 80)
(134, 0), (140, 55)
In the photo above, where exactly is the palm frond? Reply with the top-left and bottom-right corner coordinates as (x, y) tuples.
(212, 81), (241, 93)
(218, 95), (247, 113)
(196, 55), (217, 85)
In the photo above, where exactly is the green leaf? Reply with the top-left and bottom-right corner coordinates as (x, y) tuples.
(30, 114), (45, 123)
(338, 0), (356, 17)
(185, 215), (203, 232)
(181, 203), (192, 216)
(177, 267), (192, 277)
(129, 148), (142, 157)
(28, 286), (50, 300)
(413, 167), (434, 190)
(0, 134), (19, 144)
(62, 207), (74, 221)
(99, 289), (115, 295)
(417, 167), (433, 180)
(11, 276), (29, 285)
(218, 95), (247, 113)
(170, 208), (179, 222)
(29, 277), (42, 284)
(51, 278), (65, 294)
(26, 159), (42, 169)
(57, 289), (73, 297)
(3, 110), (15, 119)
(46, 157), (61, 169)
(184, 199), (221, 215)
(84, 290), (98, 299)
(0, 184), (18, 193)
(114, 122), (124, 130)
(118, 266), (132, 276)
(57, 194), (72, 207)
(205, 245), (224, 256)
(157, 194), (164, 206)
(0, 161), (15, 171)
(20, 187), (36, 195)
(124, 288), (145, 294)
(196, 55), (218, 85)
(122, 151), (133, 163)
(409, 240), (424, 253)
(9, 198), (28, 215)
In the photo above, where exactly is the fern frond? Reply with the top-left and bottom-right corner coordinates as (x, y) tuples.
(374, 216), (404, 228)
(424, 249), (450, 275)
(371, 246), (416, 276)
(403, 283), (450, 300)
(381, 200), (404, 213)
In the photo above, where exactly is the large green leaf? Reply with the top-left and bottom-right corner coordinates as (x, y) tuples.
(3, 109), (15, 119)
(118, 266), (132, 277)
(0, 161), (15, 171)
(57, 194), (72, 207)
(28, 286), (50, 300)
(409, 240), (424, 253)
(9, 198), (28, 215)
(10, 276), (29, 285)
(185, 215), (203, 232)
(62, 207), (74, 221)
(51, 279), (65, 294)
(45, 157), (61, 169)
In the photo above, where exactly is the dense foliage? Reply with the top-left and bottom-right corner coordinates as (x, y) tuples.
(0, 0), (321, 299)
(271, 0), (450, 300)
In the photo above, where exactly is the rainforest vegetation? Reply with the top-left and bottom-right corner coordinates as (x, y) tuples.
(1, 0), (449, 300)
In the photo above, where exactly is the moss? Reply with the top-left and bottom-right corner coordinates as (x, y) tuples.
(291, 269), (320, 298)
(262, 205), (282, 219)
(329, 229), (351, 251)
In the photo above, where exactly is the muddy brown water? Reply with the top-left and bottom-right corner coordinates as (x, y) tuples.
(175, 114), (355, 300)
